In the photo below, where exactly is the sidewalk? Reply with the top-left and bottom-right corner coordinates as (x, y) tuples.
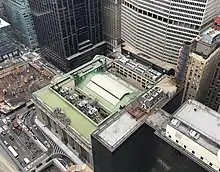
(35, 118), (83, 165)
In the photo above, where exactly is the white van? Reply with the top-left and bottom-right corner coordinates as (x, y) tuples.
(3, 141), (8, 146)
(24, 157), (30, 164)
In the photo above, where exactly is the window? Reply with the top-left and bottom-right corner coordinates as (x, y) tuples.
(209, 163), (212, 166)
(192, 151), (195, 154)
(169, 135), (171, 138)
(80, 146), (88, 162)
(176, 140), (178, 143)
(200, 157), (203, 160)
(184, 145), (186, 149)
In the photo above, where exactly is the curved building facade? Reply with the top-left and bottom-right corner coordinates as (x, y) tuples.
(121, 0), (220, 66)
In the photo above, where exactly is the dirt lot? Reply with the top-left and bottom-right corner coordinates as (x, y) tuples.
(0, 61), (55, 114)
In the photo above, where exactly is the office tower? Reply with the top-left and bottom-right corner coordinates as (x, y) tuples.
(0, 18), (19, 62)
(182, 18), (220, 110)
(102, 0), (121, 51)
(28, 0), (106, 72)
(3, 0), (38, 50)
(121, 0), (220, 67)
(175, 41), (192, 85)
(204, 17), (220, 110)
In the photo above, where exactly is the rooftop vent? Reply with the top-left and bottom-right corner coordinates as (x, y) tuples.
(189, 130), (200, 139)
(171, 119), (180, 127)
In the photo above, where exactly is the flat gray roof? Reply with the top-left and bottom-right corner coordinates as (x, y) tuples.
(174, 100), (220, 146)
(98, 111), (140, 147)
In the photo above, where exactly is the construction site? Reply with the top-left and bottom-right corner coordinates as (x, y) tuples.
(0, 58), (55, 114)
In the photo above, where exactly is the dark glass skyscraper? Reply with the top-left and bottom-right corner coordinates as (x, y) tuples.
(28, 0), (106, 71)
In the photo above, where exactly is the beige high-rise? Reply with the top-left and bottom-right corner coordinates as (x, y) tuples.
(182, 26), (220, 110)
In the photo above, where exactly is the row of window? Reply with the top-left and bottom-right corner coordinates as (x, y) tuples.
(168, 135), (220, 171)
(113, 63), (153, 88)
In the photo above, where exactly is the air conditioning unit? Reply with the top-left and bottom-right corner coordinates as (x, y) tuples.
(171, 118), (180, 127)
(189, 130), (200, 139)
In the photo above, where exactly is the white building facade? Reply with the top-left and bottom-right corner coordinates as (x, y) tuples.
(121, 0), (220, 66)
(165, 100), (220, 172)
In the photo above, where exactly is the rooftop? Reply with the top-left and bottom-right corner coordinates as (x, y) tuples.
(33, 55), (140, 142)
(200, 27), (220, 44)
(34, 86), (98, 142)
(171, 99), (220, 154)
(98, 111), (143, 148)
(77, 71), (139, 111)
(93, 76), (177, 151)
(190, 52), (207, 62)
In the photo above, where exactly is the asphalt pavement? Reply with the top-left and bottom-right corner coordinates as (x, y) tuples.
(0, 114), (43, 170)
(0, 104), (77, 172)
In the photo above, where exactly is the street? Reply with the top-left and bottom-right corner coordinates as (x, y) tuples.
(0, 104), (77, 172)
(0, 115), (43, 169)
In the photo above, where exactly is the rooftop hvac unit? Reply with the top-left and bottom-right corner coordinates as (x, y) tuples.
(156, 72), (161, 76)
(126, 63), (135, 69)
(144, 97), (154, 108)
(171, 118), (180, 127)
(60, 89), (65, 95)
(78, 100), (88, 108)
(129, 61), (137, 67)
(152, 90), (158, 97)
(65, 87), (69, 92)
(68, 96), (74, 101)
(189, 130), (200, 139)
(54, 86), (60, 91)
(142, 103), (147, 109)
(135, 67), (145, 74)
(143, 93), (150, 99)
(119, 57), (129, 64)
(68, 93), (79, 102)
(88, 107), (98, 116)
(147, 96), (154, 103)
(154, 86), (160, 91)
(152, 75), (157, 81)
(149, 89), (155, 94)
(138, 65), (148, 72)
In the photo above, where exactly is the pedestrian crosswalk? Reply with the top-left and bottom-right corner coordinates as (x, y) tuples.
(41, 131), (65, 155)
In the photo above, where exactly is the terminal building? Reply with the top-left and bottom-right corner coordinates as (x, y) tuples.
(32, 54), (176, 168)
(32, 54), (216, 172)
